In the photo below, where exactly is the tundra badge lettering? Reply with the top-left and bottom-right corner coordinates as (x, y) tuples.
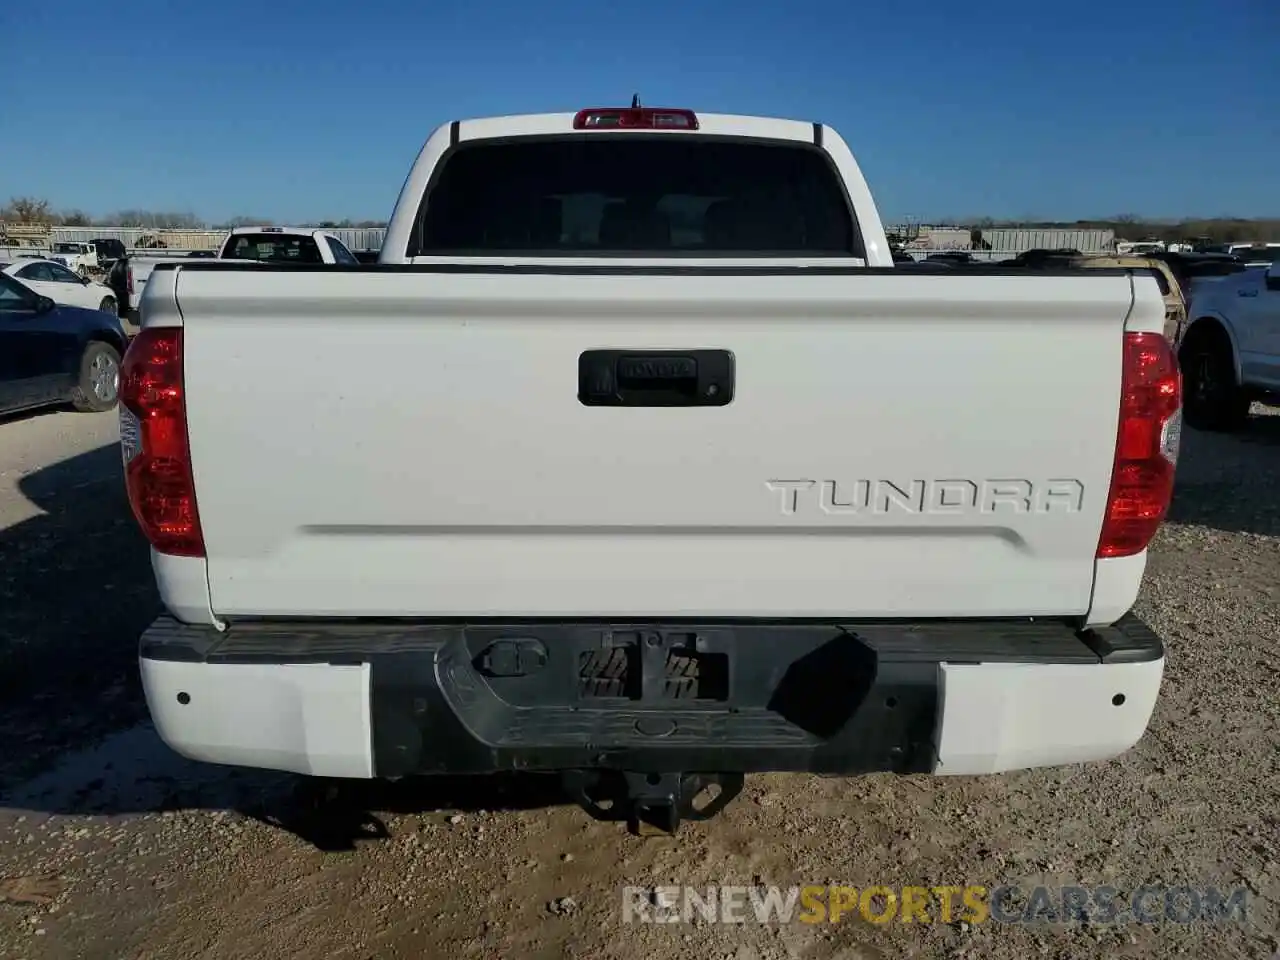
(766, 479), (1086, 516)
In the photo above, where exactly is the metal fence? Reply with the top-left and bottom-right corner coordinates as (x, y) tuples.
(979, 228), (1115, 253)
(887, 226), (1117, 255)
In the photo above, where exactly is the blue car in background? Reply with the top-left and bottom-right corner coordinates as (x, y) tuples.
(0, 270), (130, 417)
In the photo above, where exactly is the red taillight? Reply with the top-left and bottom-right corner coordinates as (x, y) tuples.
(119, 327), (204, 557)
(572, 107), (699, 130)
(127, 267), (135, 296)
(1096, 332), (1182, 558)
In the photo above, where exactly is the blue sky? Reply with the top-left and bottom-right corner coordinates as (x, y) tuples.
(2, 0), (1276, 223)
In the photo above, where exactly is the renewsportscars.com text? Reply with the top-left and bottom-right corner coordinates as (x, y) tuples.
(621, 884), (1249, 926)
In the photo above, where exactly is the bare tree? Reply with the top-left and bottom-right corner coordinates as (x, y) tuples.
(3, 197), (54, 222)
(157, 211), (204, 229)
(314, 218), (388, 229)
(108, 209), (205, 229)
(110, 210), (150, 227)
(313, 218), (391, 229)
(216, 216), (274, 229)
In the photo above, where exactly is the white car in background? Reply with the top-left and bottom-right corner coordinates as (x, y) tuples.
(1, 259), (118, 313)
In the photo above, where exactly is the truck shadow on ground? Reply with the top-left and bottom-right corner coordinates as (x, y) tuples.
(247, 773), (570, 851)
(0, 443), (575, 851)
(1166, 415), (1280, 538)
(0, 404), (74, 427)
(0, 443), (158, 778)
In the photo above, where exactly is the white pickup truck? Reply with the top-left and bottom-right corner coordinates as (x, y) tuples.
(50, 241), (101, 277)
(122, 105), (1180, 833)
(123, 226), (361, 323)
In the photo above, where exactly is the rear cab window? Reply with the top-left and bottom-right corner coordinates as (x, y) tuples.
(410, 136), (862, 257)
(325, 236), (360, 265)
(223, 233), (325, 264)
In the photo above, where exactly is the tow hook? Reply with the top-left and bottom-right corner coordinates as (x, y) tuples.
(561, 770), (745, 835)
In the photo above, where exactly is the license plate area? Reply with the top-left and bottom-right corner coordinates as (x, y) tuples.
(460, 622), (878, 718)
(578, 631), (730, 702)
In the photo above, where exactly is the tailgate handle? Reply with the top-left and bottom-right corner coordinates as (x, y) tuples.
(617, 355), (698, 386)
(579, 349), (734, 407)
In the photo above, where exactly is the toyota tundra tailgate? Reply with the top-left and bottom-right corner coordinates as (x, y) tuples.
(159, 264), (1142, 620)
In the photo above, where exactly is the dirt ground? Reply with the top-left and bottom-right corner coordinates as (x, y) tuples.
(0, 405), (1277, 960)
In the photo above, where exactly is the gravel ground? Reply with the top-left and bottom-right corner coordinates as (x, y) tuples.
(0, 405), (1277, 960)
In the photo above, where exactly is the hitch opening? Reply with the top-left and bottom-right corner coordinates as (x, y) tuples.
(562, 770), (744, 835)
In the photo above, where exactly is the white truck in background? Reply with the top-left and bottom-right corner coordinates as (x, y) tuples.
(122, 105), (1180, 834)
(50, 241), (102, 277)
(122, 226), (361, 323)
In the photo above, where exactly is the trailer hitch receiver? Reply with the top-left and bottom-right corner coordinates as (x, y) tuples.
(562, 770), (744, 835)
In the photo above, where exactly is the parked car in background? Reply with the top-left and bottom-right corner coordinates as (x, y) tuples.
(1117, 240), (1165, 256)
(90, 238), (128, 268)
(1002, 248), (1081, 268)
(1144, 251), (1247, 308)
(219, 227), (362, 265)
(2, 259), (118, 313)
(0, 270), (128, 415)
(1178, 261), (1280, 431)
(49, 241), (102, 277)
(1226, 244), (1280, 269)
(1182, 236), (1224, 254)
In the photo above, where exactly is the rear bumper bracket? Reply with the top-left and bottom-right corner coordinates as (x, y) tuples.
(562, 769), (744, 835)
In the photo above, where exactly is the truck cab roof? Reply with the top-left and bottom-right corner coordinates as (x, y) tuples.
(381, 106), (893, 267)
(452, 110), (820, 143)
(227, 226), (321, 236)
